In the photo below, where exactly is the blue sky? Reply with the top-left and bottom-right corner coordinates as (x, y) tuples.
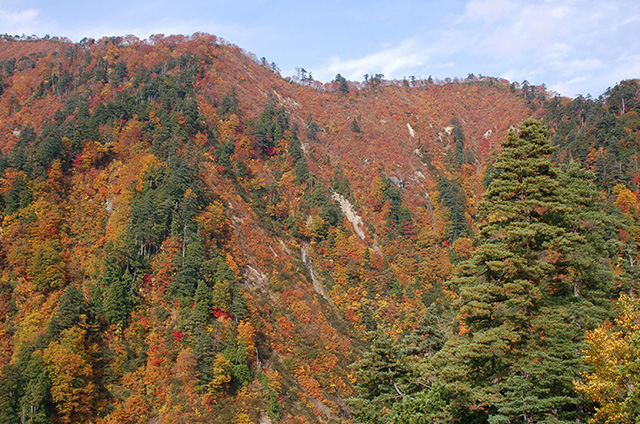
(1, 0), (639, 98)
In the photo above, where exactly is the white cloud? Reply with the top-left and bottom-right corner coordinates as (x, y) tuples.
(310, 0), (640, 97)
(605, 54), (640, 85)
(548, 81), (577, 97)
(464, 0), (516, 25)
(316, 39), (429, 82)
(0, 8), (39, 33)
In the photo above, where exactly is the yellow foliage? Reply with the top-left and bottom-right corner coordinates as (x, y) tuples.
(613, 184), (637, 214)
(310, 216), (328, 241)
(207, 353), (232, 399)
(451, 236), (473, 260)
(196, 200), (228, 248)
(575, 294), (640, 423)
(237, 321), (256, 363)
(43, 324), (98, 424)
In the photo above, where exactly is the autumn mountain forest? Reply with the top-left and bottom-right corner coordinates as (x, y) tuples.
(0, 33), (639, 423)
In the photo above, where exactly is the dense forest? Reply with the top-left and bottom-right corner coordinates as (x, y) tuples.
(0, 33), (638, 423)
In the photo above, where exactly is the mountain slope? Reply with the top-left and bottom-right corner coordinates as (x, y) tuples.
(0, 33), (638, 423)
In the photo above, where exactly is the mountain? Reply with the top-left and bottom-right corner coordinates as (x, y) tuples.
(0, 33), (638, 423)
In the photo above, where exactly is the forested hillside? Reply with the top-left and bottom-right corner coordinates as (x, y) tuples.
(0, 33), (638, 423)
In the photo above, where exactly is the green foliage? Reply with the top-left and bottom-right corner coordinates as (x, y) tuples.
(351, 118), (362, 133)
(223, 333), (252, 392)
(254, 100), (288, 155)
(436, 177), (469, 242)
(48, 286), (84, 338)
(190, 280), (213, 327)
(432, 119), (621, 423)
(28, 240), (65, 292)
(111, 60), (128, 85)
(387, 381), (449, 424)
(332, 167), (352, 199)
(289, 125), (309, 184)
(335, 73), (349, 93)
(350, 307), (453, 423)
(128, 157), (204, 261)
(349, 330), (410, 424)
(229, 288), (247, 320)
(102, 266), (134, 327)
(216, 141), (235, 175)
(4, 173), (32, 214)
(36, 124), (63, 170)
(382, 178), (413, 234)
(193, 331), (217, 385)
(605, 79), (638, 116)
(545, 80), (640, 191)
(319, 199), (342, 227)
(17, 351), (53, 424)
(0, 364), (20, 423)
(447, 116), (473, 167)
(294, 160), (309, 184)
(218, 86), (240, 119)
(170, 236), (206, 302)
(306, 114), (320, 141)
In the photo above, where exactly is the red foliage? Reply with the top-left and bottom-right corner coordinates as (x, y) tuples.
(71, 154), (83, 169)
(619, 229), (630, 243)
(212, 308), (233, 319)
(172, 329), (187, 342)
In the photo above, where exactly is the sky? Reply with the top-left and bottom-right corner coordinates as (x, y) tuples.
(1, 0), (639, 98)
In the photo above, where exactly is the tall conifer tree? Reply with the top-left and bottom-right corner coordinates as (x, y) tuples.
(434, 119), (612, 423)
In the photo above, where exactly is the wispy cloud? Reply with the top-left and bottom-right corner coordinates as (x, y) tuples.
(318, 39), (429, 81)
(1, 0), (638, 98)
(0, 8), (39, 34)
(314, 0), (640, 97)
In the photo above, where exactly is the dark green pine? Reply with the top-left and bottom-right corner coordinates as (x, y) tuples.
(435, 119), (614, 423)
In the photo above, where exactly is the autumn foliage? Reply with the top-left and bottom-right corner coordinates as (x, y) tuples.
(0, 33), (638, 423)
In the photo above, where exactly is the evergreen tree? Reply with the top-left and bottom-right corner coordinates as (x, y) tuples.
(222, 333), (252, 393)
(17, 351), (53, 424)
(218, 86), (239, 119)
(102, 263), (134, 327)
(436, 177), (469, 242)
(229, 287), (247, 320)
(48, 286), (84, 339)
(349, 330), (411, 424)
(335, 74), (349, 93)
(193, 330), (216, 385)
(0, 364), (20, 423)
(190, 280), (212, 327)
(351, 309), (452, 423)
(434, 119), (612, 423)
(351, 118), (362, 133)
(449, 116), (471, 167)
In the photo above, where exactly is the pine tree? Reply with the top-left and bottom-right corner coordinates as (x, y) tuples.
(48, 285), (84, 339)
(190, 280), (212, 327)
(17, 350), (53, 424)
(102, 265), (134, 327)
(349, 330), (414, 424)
(434, 119), (612, 423)
(0, 364), (20, 423)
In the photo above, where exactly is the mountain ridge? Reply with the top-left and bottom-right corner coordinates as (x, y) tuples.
(0, 33), (638, 423)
